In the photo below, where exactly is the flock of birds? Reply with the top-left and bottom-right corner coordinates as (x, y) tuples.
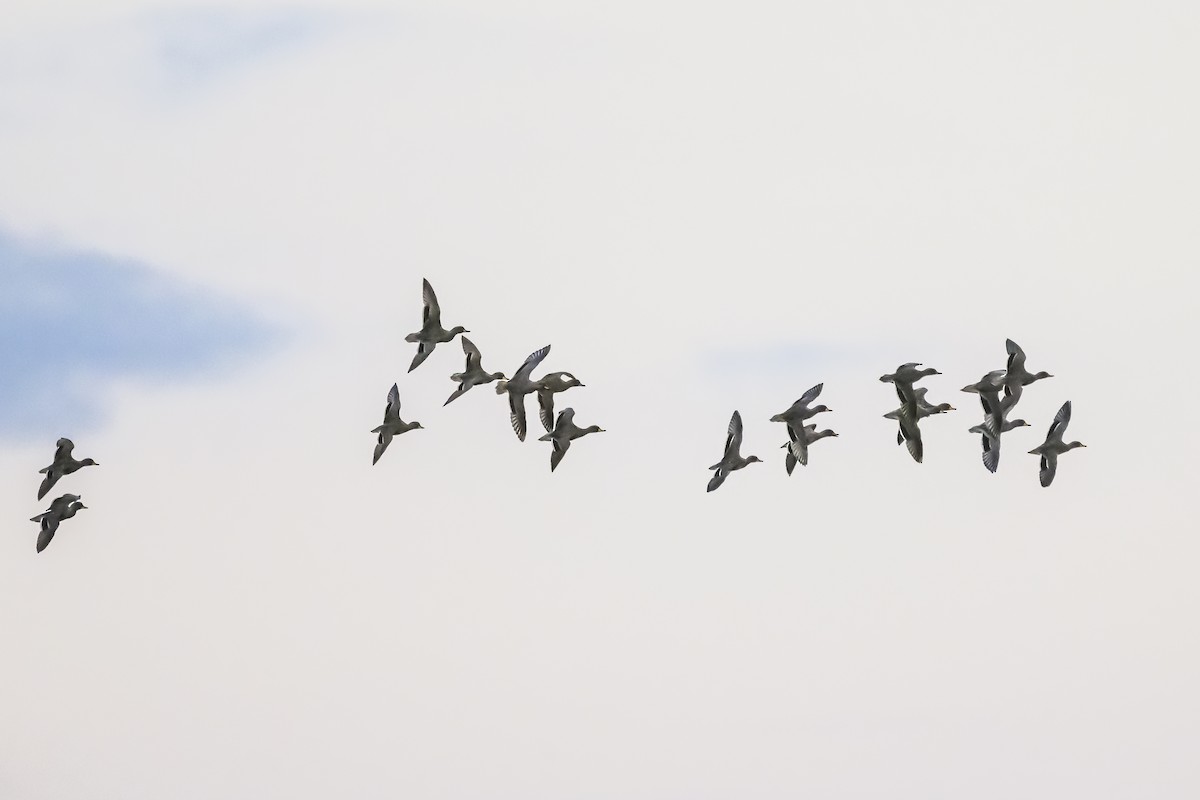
(370, 278), (607, 474)
(19, 282), (1088, 553)
(706, 338), (1087, 492)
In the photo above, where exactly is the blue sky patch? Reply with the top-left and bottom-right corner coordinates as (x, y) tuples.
(0, 230), (286, 441)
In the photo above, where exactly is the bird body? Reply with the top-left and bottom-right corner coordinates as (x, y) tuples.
(496, 345), (552, 441)
(536, 371), (585, 433)
(405, 279), (468, 372)
(707, 410), (761, 492)
(962, 370), (1010, 472)
(1028, 400), (1086, 487)
(372, 383), (423, 464)
(782, 423), (838, 475)
(444, 337), (505, 405)
(37, 438), (98, 500)
(537, 407), (604, 471)
(1004, 338), (1053, 396)
(30, 493), (87, 553)
(881, 364), (941, 463)
(769, 383), (831, 469)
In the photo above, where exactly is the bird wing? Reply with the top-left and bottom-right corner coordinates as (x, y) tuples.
(550, 438), (571, 472)
(54, 438), (74, 461)
(538, 390), (555, 433)
(36, 518), (58, 553)
(786, 423), (810, 466)
(1046, 400), (1072, 441)
(461, 336), (482, 370)
(725, 410), (744, 456)
(981, 431), (1000, 473)
(1039, 452), (1058, 487)
(1005, 338), (1026, 375)
(408, 340), (435, 372)
(37, 472), (58, 501)
(509, 392), (529, 441)
(903, 429), (923, 463)
(706, 467), (727, 492)
(373, 429), (394, 465)
(514, 345), (552, 382)
(421, 278), (441, 326)
(795, 383), (823, 407)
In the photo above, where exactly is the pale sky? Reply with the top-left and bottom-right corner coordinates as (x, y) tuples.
(2, 1), (1198, 797)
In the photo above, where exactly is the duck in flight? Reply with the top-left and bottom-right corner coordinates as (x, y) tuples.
(405, 279), (468, 373)
(444, 337), (506, 406)
(30, 493), (87, 553)
(781, 423), (838, 476)
(1028, 400), (1086, 487)
(371, 383), (423, 464)
(536, 371), (585, 434)
(496, 345), (551, 441)
(707, 410), (761, 492)
(1004, 338), (1053, 396)
(37, 438), (98, 501)
(880, 363), (941, 464)
(538, 407), (605, 471)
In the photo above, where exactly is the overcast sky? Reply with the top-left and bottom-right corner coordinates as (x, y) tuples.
(2, 1), (1198, 798)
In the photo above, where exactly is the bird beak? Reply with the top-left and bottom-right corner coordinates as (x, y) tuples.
(598, 428), (606, 432)
(947, 405), (956, 411)
(1080, 444), (1088, 447)
(578, 383), (586, 387)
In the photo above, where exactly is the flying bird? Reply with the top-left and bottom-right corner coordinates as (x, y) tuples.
(404, 279), (468, 372)
(537, 407), (605, 471)
(371, 383), (423, 464)
(444, 337), (506, 406)
(770, 383), (832, 471)
(880, 364), (940, 463)
(536, 372), (585, 433)
(707, 410), (761, 492)
(962, 370), (1008, 472)
(30, 493), (87, 553)
(37, 438), (98, 500)
(1004, 338), (1053, 396)
(782, 423), (838, 476)
(884, 386), (955, 445)
(495, 345), (552, 441)
(1028, 400), (1087, 487)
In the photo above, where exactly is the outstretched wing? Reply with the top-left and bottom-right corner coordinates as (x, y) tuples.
(725, 410), (744, 456)
(786, 423), (809, 467)
(461, 336), (482, 369)
(36, 518), (58, 553)
(37, 472), (58, 501)
(372, 430), (392, 465)
(1046, 401), (1072, 441)
(514, 345), (551, 382)
(408, 341), (434, 372)
(538, 390), (555, 434)
(706, 467), (727, 493)
(795, 383), (823, 407)
(509, 393), (529, 441)
(981, 431), (1000, 473)
(421, 278), (441, 326)
(903, 429), (923, 463)
(1039, 452), (1058, 487)
(54, 438), (74, 461)
(550, 438), (571, 472)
